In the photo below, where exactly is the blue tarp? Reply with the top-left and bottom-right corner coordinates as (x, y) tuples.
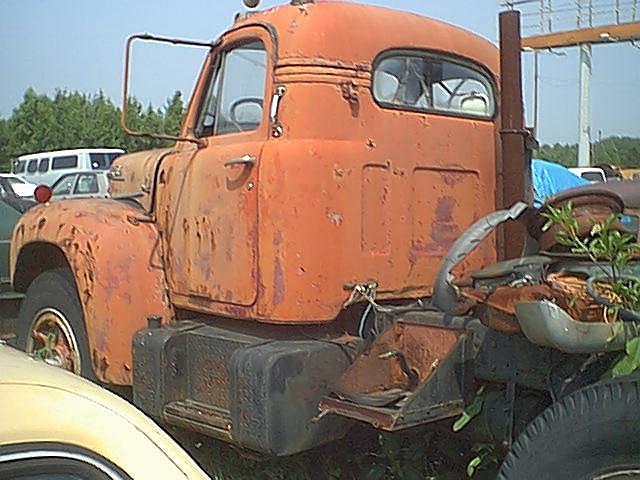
(531, 158), (589, 207)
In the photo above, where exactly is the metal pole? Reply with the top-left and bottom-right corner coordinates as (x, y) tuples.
(499, 10), (531, 259)
(578, 43), (592, 167)
(533, 51), (539, 136)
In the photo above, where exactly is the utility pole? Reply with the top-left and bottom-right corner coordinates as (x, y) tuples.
(577, 43), (592, 166)
(517, 0), (640, 168)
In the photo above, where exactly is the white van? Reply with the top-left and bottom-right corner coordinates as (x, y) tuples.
(12, 148), (125, 186)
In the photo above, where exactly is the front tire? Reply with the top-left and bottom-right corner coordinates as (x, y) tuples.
(16, 267), (96, 380)
(498, 377), (640, 479)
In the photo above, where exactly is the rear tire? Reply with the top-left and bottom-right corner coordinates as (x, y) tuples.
(16, 267), (96, 381)
(498, 377), (640, 479)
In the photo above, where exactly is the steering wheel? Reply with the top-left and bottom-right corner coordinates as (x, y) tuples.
(229, 97), (264, 126)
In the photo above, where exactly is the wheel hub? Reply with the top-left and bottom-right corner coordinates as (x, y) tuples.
(27, 308), (82, 375)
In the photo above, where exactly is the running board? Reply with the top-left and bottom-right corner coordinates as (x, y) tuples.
(0, 291), (24, 301)
(317, 396), (463, 431)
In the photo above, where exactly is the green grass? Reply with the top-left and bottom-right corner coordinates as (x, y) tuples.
(170, 424), (499, 480)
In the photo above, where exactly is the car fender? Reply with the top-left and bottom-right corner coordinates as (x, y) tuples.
(10, 198), (173, 384)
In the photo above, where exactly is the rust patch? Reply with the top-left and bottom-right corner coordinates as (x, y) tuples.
(273, 256), (285, 306)
(326, 210), (343, 226)
(340, 80), (360, 117)
(11, 198), (173, 385)
(434, 196), (455, 222)
(335, 322), (459, 395)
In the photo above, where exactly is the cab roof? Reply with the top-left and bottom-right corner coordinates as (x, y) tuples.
(234, 1), (499, 76)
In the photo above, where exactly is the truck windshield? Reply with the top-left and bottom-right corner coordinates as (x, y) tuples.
(196, 40), (267, 137)
(373, 53), (495, 119)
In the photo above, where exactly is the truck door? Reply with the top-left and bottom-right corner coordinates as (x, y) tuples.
(161, 27), (272, 308)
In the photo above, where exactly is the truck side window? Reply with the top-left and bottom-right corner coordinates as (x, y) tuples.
(196, 40), (267, 137)
(373, 52), (495, 119)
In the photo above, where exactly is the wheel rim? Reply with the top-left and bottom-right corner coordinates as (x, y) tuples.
(26, 308), (82, 374)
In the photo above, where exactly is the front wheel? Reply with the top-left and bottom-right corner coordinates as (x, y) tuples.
(498, 377), (640, 479)
(16, 268), (96, 380)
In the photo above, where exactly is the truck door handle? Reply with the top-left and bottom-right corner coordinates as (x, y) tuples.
(224, 154), (256, 168)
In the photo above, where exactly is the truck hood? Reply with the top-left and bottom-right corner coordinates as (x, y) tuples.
(108, 147), (172, 212)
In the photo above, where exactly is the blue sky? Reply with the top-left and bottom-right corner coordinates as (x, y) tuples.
(0, 0), (638, 145)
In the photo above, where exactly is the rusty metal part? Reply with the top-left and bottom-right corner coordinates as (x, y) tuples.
(545, 272), (616, 323)
(108, 148), (173, 213)
(316, 396), (463, 431)
(377, 350), (419, 390)
(26, 308), (81, 374)
(317, 314), (470, 431)
(537, 181), (640, 240)
(522, 21), (640, 50)
(269, 84), (286, 138)
(122, 34), (213, 146)
(549, 180), (640, 210)
(498, 10), (533, 260)
(462, 284), (555, 317)
(163, 400), (233, 442)
(334, 321), (459, 396)
(433, 202), (528, 313)
(10, 199), (173, 385)
(462, 283), (556, 333)
(133, 321), (355, 455)
(531, 192), (629, 251)
(477, 306), (521, 334)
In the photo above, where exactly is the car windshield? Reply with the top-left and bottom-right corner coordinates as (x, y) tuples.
(0, 178), (17, 196)
(7, 176), (25, 185)
(52, 174), (77, 195)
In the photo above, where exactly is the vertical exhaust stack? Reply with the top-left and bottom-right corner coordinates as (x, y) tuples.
(498, 10), (534, 260)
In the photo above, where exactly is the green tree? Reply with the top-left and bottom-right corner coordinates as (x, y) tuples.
(535, 137), (640, 169)
(162, 90), (185, 137)
(0, 87), (186, 172)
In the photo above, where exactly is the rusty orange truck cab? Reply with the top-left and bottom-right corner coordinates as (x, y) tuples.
(113, 2), (500, 324)
(12, 1), (516, 456)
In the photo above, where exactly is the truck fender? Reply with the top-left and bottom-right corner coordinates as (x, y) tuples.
(10, 198), (173, 384)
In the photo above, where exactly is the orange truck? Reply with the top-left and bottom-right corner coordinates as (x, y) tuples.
(9, 1), (640, 477)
